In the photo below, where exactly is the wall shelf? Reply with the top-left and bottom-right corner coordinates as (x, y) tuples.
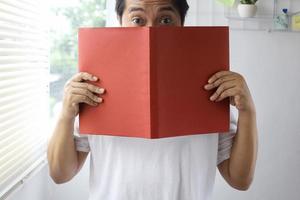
(225, 0), (300, 32)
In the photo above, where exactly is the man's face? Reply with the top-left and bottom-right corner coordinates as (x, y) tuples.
(120, 0), (182, 27)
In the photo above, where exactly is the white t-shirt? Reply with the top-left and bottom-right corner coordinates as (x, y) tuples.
(73, 106), (237, 200)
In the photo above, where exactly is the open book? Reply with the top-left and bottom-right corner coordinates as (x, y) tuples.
(78, 26), (229, 138)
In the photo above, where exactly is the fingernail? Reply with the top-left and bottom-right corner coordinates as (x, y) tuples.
(210, 96), (214, 101)
(93, 76), (98, 81)
(97, 97), (103, 102)
(98, 88), (105, 94)
(208, 79), (212, 83)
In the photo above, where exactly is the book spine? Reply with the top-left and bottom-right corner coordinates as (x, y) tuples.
(149, 28), (159, 139)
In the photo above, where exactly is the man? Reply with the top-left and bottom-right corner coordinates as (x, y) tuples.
(47, 0), (258, 199)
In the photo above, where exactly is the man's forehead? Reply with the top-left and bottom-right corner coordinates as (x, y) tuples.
(126, 0), (173, 6)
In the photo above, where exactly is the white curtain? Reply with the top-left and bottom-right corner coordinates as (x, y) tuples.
(0, 0), (49, 198)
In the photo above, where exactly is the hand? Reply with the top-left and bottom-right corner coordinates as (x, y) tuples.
(61, 72), (106, 120)
(204, 70), (255, 113)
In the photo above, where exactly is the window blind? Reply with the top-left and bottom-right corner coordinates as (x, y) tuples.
(0, 0), (49, 198)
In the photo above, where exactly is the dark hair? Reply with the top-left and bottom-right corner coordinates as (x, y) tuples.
(115, 0), (189, 25)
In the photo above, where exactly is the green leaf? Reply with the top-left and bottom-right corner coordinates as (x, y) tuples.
(240, 0), (258, 4)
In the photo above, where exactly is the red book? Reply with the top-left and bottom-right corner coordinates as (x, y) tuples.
(78, 26), (230, 139)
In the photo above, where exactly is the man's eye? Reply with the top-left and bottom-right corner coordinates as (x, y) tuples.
(160, 17), (173, 25)
(132, 17), (145, 25)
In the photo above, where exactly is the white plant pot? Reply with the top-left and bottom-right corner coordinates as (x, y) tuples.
(237, 4), (257, 18)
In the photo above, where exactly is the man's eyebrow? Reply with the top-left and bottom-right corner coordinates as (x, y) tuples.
(158, 6), (177, 13)
(128, 7), (145, 13)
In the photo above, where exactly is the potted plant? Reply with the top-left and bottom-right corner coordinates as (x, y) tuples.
(238, 0), (258, 18)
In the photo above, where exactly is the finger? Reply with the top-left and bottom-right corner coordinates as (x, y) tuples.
(70, 87), (103, 103)
(208, 70), (232, 84)
(230, 96), (236, 106)
(73, 82), (105, 95)
(72, 94), (99, 106)
(71, 81), (105, 94)
(209, 80), (236, 101)
(72, 72), (99, 82)
(215, 88), (239, 102)
(204, 75), (236, 90)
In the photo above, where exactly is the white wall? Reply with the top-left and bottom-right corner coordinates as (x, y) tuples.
(6, 0), (300, 200)
(213, 30), (300, 200)
(6, 165), (53, 200)
(7, 157), (90, 200)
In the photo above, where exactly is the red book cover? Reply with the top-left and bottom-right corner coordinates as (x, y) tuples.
(78, 26), (230, 139)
